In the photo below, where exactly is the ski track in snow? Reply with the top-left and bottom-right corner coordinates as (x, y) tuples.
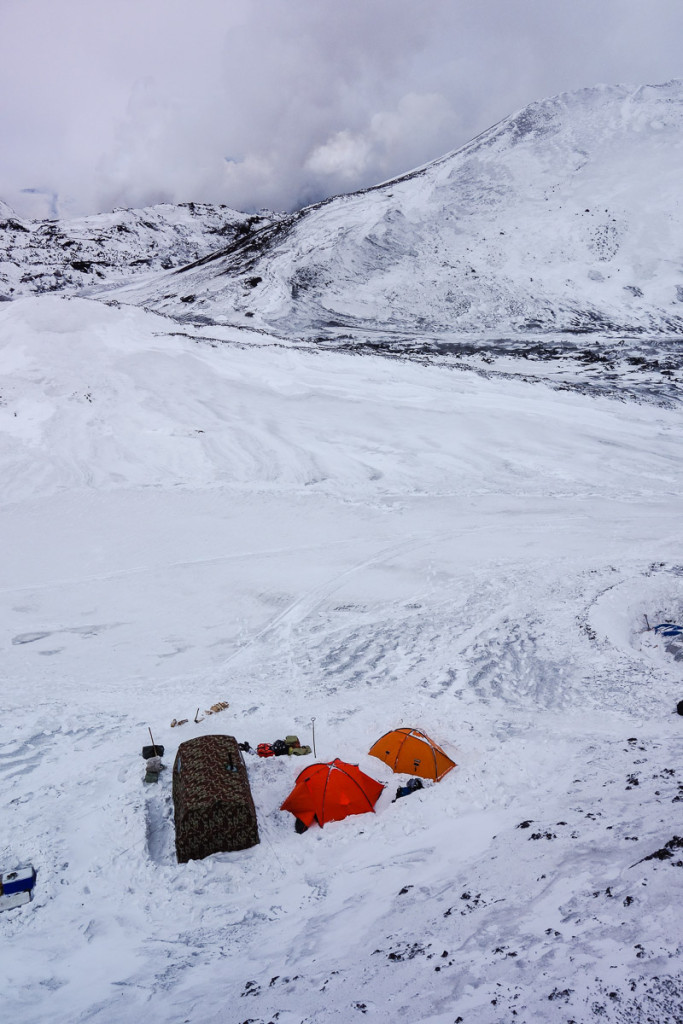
(1, 297), (682, 1024)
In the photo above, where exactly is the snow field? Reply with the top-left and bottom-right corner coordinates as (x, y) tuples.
(1, 296), (682, 1023)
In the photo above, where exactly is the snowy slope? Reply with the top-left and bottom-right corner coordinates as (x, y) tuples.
(0, 202), (279, 302)
(110, 82), (683, 341)
(1, 295), (682, 1024)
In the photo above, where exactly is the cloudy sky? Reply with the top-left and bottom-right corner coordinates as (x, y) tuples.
(2, 0), (683, 219)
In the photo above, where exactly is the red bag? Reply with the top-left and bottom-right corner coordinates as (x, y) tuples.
(257, 743), (274, 758)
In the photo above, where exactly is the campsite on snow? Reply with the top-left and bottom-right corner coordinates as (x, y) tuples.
(1, 83), (683, 1024)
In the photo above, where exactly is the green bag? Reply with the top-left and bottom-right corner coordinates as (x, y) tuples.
(290, 745), (311, 756)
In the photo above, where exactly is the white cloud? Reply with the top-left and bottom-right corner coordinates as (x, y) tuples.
(2, 0), (683, 217)
(305, 131), (373, 180)
(305, 93), (457, 188)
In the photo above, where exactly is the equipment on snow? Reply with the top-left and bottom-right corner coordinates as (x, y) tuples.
(142, 727), (163, 760)
(142, 744), (164, 759)
(144, 755), (166, 784)
(394, 777), (424, 801)
(654, 622), (683, 637)
(206, 701), (229, 715)
(0, 865), (36, 912)
(171, 702), (228, 728)
(255, 735), (309, 757)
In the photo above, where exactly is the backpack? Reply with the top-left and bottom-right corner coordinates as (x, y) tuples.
(395, 778), (424, 800)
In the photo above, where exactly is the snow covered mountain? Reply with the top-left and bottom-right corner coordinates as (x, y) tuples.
(0, 202), (279, 302)
(2, 83), (683, 1024)
(109, 81), (683, 341)
(5, 82), (683, 354)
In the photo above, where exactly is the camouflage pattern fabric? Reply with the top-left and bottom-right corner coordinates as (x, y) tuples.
(173, 735), (259, 863)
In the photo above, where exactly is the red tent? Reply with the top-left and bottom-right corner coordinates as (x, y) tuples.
(280, 759), (384, 828)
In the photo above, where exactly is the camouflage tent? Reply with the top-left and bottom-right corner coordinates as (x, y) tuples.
(172, 735), (259, 863)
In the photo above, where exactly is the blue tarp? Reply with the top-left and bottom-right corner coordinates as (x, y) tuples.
(654, 622), (683, 637)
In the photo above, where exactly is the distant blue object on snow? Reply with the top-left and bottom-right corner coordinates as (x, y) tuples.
(654, 623), (683, 637)
(1, 865), (36, 894)
(394, 778), (424, 801)
(0, 865), (36, 911)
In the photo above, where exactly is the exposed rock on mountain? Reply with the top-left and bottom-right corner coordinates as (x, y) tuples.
(0, 202), (279, 302)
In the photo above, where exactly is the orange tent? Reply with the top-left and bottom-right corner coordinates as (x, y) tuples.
(369, 728), (456, 781)
(280, 759), (384, 828)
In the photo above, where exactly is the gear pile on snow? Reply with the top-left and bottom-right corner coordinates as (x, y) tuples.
(257, 735), (311, 757)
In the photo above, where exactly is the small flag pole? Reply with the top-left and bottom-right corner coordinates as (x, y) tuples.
(311, 717), (316, 757)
